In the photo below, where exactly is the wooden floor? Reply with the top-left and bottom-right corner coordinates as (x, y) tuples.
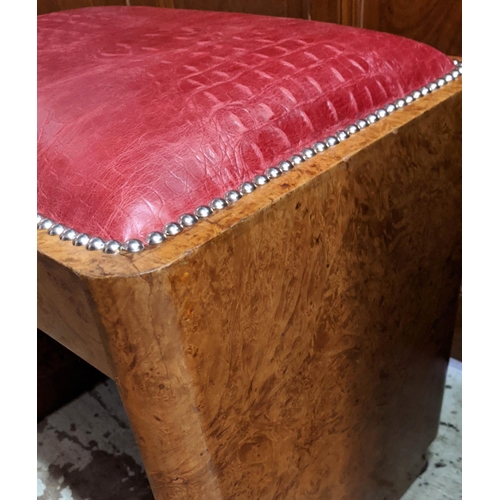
(37, 360), (462, 500)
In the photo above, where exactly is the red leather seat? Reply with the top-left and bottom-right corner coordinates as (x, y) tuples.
(37, 6), (459, 253)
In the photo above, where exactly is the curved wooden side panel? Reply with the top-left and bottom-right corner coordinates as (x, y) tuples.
(38, 251), (114, 377)
(80, 89), (461, 499)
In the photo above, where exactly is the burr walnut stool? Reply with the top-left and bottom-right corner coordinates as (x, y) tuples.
(37, 7), (462, 500)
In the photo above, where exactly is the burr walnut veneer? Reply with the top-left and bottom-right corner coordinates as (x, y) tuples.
(38, 8), (462, 500)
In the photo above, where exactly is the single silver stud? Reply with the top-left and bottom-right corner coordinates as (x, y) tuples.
(445, 73), (453, 83)
(356, 119), (368, 129)
(254, 174), (269, 186)
(385, 103), (397, 114)
(405, 95), (414, 104)
(412, 90), (422, 100)
(86, 237), (105, 251)
(179, 213), (198, 227)
(289, 155), (304, 166)
(395, 98), (406, 109)
(146, 232), (165, 245)
(279, 160), (294, 172)
(48, 224), (65, 236)
(121, 239), (144, 253)
(239, 182), (256, 195)
(210, 198), (228, 211)
(325, 136), (339, 147)
(265, 166), (281, 179)
(302, 148), (316, 159)
(375, 108), (388, 119)
(346, 124), (359, 135)
(336, 130), (349, 141)
(73, 233), (90, 247)
(60, 228), (78, 241)
(194, 205), (213, 218)
(428, 82), (438, 92)
(458, 65), (462, 74)
(37, 218), (54, 230)
(437, 78), (446, 87)
(313, 141), (327, 153)
(420, 86), (430, 96)
(366, 114), (378, 125)
(453, 59), (459, 66)
(451, 69), (460, 79)
(37, 213), (43, 224)
(103, 240), (121, 254)
(225, 190), (242, 203)
(164, 222), (182, 236)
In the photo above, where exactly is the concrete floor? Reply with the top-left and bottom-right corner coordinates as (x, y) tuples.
(37, 360), (462, 500)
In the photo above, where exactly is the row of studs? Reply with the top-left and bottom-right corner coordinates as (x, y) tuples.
(37, 60), (462, 255)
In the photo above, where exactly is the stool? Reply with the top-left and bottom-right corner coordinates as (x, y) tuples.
(37, 7), (462, 499)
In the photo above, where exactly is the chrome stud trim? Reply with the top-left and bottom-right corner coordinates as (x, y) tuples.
(179, 213), (198, 227)
(164, 222), (182, 236)
(103, 240), (121, 254)
(38, 218), (54, 230)
(37, 60), (462, 255)
(356, 119), (368, 129)
(210, 198), (228, 210)
(302, 148), (316, 159)
(254, 174), (270, 186)
(385, 103), (396, 114)
(86, 237), (105, 251)
(325, 136), (339, 147)
(146, 232), (166, 245)
(336, 130), (349, 141)
(121, 239), (144, 254)
(313, 141), (327, 153)
(395, 98), (406, 109)
(265, 166), (281, 179)
(225, 190), (242, 203)
(48, 223), (65, 236)
(194, 205), (213, 218)
(73, 233), (90, 247)
(239, 182), (257, 195)
(279, 160), (294, 172)
(346, 124), (359, 135)
(290, 155), (304, 166)
(60, 228), (77, 241)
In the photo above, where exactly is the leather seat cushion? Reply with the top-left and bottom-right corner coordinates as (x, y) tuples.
(37, 6), (454, 242)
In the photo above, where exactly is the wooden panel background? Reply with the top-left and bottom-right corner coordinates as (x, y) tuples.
(38, 0), (461, 55)
(38, 0), (310, 18)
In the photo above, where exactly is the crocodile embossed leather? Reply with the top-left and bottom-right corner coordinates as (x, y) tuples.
(37, 6), (456, 246)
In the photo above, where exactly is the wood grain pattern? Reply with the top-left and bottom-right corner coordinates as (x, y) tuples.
(38, 0), (309, 17)
(37, 0), (126, 15)
(38, 78), (461, 499)
(132, 1), (309, 19)
(37, 250), (113, 376)
(359, 0), (462, 55)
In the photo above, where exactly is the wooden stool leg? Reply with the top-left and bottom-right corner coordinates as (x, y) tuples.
(87, 93), (461, 500)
